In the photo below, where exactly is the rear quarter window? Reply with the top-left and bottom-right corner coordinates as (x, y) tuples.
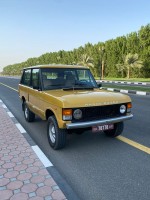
(20, 69), (31, 86)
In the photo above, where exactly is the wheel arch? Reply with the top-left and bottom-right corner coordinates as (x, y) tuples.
(45, 109), (55, 120)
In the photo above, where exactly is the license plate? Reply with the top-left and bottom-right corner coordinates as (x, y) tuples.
(92, 124), (114, 132)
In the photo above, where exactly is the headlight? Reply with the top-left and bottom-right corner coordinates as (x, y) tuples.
(120, 105), (126, 114)
(73, 109), (82, 119)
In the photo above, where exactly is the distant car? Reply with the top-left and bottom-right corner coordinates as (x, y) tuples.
(18, 64), (133, 150)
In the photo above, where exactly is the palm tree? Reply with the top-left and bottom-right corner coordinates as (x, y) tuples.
(78, 54), (94, 68)
(117, 53), (143, 79)
(125, 53), (143, 79)
(116, 63), (126, 78)
(78, 54), (95, 77)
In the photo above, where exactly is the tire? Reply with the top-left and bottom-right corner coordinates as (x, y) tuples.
(104, 122), (124, 137)
(47, 116), (67, 150)
(74, 129), (84, 135)
(23, 102), (35, 122)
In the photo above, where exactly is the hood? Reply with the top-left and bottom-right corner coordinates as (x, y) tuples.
(44, 89), (131, 108)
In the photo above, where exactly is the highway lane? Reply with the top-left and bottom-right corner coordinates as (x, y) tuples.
(0, 77), (150, 200)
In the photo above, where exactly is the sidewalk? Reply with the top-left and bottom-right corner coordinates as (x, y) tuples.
(0, 100), (67, 200)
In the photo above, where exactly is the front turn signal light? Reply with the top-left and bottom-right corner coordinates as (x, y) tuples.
(62, 109), (72, 120)
(127, 102), (132, 112)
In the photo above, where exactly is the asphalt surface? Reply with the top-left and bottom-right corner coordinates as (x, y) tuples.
(0, 77), (150, 200)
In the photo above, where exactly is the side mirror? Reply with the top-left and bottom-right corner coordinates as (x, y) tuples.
(97, 82), (102, 88)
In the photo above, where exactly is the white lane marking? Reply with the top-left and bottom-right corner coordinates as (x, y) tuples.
(2, 104), (7, 108)
(7, 111), (14, 118)
(32, 145), (53, 167)
(15, 123), (26, 133)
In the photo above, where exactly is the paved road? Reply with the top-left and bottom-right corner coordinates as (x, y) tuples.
(0, 77), (150, 200)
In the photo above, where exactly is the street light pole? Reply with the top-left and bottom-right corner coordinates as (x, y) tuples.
(101, 60), (104, 80)
(99, 46), (105, 80)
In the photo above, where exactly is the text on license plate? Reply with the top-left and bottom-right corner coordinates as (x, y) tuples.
(92, 124), (114, 132)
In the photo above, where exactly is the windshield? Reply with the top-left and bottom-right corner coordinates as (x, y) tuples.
(41, 68), (98, 90)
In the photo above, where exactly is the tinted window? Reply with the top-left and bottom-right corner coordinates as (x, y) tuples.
(32, 69), (40, 89)
(21, 69), (31, 86)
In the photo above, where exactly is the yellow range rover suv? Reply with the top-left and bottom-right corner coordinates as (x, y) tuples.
(19, 65), (133, 150)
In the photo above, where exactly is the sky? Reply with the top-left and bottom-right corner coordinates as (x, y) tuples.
(0, 0), (150, 72)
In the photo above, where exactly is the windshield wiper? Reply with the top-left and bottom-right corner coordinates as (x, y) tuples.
(63, 86), (94, 91)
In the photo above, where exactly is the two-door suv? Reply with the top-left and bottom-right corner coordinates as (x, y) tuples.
(19, 64), (133, 149)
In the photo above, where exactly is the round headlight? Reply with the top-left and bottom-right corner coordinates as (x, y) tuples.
(73, 109), (82, 119)
(120, 105), (126, 114)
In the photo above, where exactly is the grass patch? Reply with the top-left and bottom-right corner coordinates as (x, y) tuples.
(98, 77), (150, 82)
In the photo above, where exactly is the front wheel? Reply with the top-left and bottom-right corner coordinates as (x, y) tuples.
(47, 116), (67, 150)
(104, 122), (124, 137)
(23, 102), (35, 122)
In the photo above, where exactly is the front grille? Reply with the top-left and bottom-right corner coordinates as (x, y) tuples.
(72, 104), (126, 122)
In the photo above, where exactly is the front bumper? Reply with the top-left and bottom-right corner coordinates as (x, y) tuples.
(66, 113), (133, 129)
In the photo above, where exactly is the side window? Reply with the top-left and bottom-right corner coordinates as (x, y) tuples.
(21, 69), (31, 86)
(32, 69), (39, 89)
(77, 70), (89, 81)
